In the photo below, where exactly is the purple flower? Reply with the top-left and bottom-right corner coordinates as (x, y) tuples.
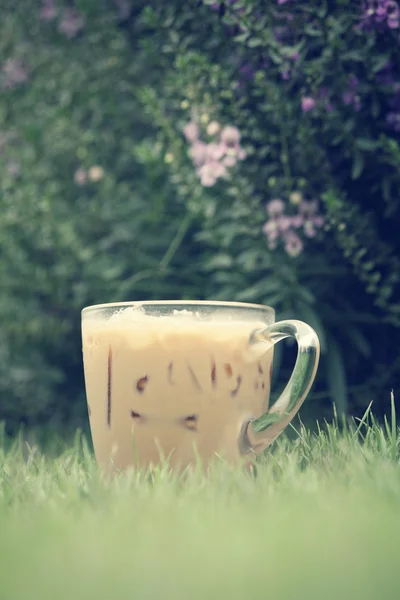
(40, 0), (57, 21)
(58, 8), (85, 38)
(317, 87), (335, 112)
(318, 87), (329, 100)
(273, 26), (290, 42)
(342, 90), (355, 106)
(211, 0), (237, 11)
(376, 61), (394, 85)
(301, 96), (316, 112)
(386, 112), (400, 131)
(342, 76), (361, 111)
(349, 75), (360, 89)
(239, 63), (255, 81)
(360, 0), (400, 30)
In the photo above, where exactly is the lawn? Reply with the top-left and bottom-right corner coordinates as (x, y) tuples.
(0, 404), (399, 600)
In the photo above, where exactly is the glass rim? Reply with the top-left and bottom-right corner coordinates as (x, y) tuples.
(82, 300), (275, 315)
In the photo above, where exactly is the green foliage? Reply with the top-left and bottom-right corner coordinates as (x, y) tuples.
(0, 0), (207, 431)
(125, 0), (400, 418)
(1, 0), (399, 429)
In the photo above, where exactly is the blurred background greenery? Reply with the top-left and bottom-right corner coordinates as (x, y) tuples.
(0, 0), (399, 437)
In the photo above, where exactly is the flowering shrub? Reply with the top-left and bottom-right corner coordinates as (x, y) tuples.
(360, 0), (400, 30)
(183, 119), (246, 186)
(0, 0), (208, 431)
(263, 196), (324, 257)
(130, 0), (400, 419)
(1, 0), (400, 428)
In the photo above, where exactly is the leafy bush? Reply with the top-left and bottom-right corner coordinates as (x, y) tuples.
(0, 0), (207, 432)
(1, 0), (399, 431)
(124, 0), (400, 419)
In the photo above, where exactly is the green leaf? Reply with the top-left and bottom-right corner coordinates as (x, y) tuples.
(355, 138), (379, 152)
(371, 53), (390, 74)
(234, 32), (250, 44)
(351, 151), (364, 180)
(204, 254), (234, 271)
(247, 37), (263, 48)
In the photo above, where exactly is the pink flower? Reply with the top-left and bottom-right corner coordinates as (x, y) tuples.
(312, 216), (325, 227)
(198, 161), (227, 187)
(184, 117), (245, 187)
(189, 141), (208, 167)
(2, 58), (28, 89)
(301, 96), (316, 112)
(220, 125), (241, 146)
(263, 196), (323, 257)
(207, 142), (226, 161)
(58, 8), (85, 38)
(303, 221), (317, 238)
(263, 220), (278, 235)
(74, 168), (88, 185)
(284, 231), (303, 257)
(267, 198), (285, 217)
(40, 0), (57, 20)
(277, 215), (293, 231)
(299, 199), (319, 215)
(223, 154), (237, 167)
(263, 221), (279, 249)
(183, 121), (199, 143)
(292, 214), (304, 228)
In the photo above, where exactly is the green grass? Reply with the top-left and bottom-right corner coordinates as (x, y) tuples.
(1, 402), (400, 600)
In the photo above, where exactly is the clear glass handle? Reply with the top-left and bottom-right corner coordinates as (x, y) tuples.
(240, 320), (320, 455)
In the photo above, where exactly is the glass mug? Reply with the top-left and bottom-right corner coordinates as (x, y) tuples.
(82, 301), (320, 473)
